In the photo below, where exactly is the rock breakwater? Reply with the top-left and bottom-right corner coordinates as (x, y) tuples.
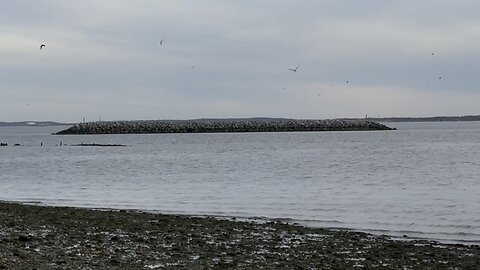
(55, 119), (394, 135)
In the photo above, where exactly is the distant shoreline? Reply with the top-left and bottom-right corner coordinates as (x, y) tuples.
(344, 115), (480, 122)
(0, 121), (72, 127)
(2, 115), (480, 127)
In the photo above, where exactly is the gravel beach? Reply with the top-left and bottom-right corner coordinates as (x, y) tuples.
(1, 202), (479, 269)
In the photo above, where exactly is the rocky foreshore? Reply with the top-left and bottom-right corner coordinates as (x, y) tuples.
(55, 119), (394, 135)
(0, 202), (479, 269)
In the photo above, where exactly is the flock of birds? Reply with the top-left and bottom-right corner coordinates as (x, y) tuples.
(285, 55), (442, 84)
(33, 40), (448, 116)
(39, 41), (306, 76)
(38, 41), (443, 89)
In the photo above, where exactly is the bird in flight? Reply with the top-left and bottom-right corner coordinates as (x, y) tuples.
(438, 76), (442, 80)
(159, 40), (164, 45)
(40, 44), (46, 50)
(288, 65), (300, 72)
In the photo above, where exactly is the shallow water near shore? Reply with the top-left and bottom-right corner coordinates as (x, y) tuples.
(1, 122), (480, 244)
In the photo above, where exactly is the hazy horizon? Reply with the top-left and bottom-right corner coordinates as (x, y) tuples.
(2, 1), (480, 122)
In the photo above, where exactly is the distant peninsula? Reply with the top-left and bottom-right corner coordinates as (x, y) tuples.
(361, 115), (480, 122)
(54, 118), (394, 135)
(0, 121), (72, 127)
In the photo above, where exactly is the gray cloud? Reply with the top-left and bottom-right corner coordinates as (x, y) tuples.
(1, 0), (480, 122)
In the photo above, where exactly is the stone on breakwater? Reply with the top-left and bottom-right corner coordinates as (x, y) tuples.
(54, 119), (395, 135)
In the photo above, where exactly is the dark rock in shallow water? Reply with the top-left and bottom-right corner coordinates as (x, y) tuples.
(55, 118), (395, 135)
(71, 143), (127, 147)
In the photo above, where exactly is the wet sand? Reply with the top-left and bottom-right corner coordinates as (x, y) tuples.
(1, 201), (479, 269)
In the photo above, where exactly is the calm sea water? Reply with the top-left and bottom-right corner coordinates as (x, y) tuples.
(1, 122), (480, 244)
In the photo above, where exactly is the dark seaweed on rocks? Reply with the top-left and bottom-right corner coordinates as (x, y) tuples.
(0, 202), (479, 269)
(55, 119), (395, 135)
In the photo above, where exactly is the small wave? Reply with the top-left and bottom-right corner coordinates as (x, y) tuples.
(268, 218), (480, 245)
(3, 198), (480, 245)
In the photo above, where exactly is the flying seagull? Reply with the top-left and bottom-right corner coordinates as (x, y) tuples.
(159, 40), (164, 45)
(40, 44), (46, 50)
(288, 65), (299, 72)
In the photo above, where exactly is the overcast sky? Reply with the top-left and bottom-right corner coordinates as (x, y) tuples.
(1, 0), (480, 122)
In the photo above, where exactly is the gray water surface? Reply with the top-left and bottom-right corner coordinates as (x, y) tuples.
(1, 122), (480, 244)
